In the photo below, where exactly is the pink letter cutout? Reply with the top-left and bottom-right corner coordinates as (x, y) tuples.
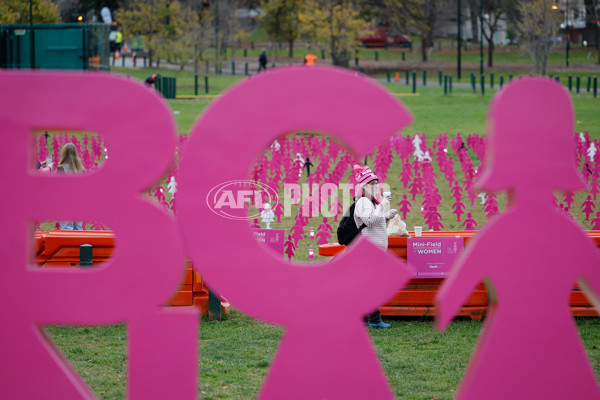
(0, 72), (198, 399)
(177, 66), (414, 399)
(436, 77), (600, 399)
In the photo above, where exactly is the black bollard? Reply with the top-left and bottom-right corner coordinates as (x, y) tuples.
(194, 74), (198, 96)
(481, 74), (485, 95)
(444, 75), (448, 95)
(423, 70), (427, 86)
(80, 244), (93, 267)
(405, 70), (409, 85)
(594, 77), (598, 98)
(438, 71), (442, 86)
(375, 51), (379, 61)
(500, 75), (504, 89)
(449, 75), (453, 94)
(587, 76), (592, 92)
(205, 76), (209, 95)
(245, 62), (248, 76)
(490, 73), (494, 89)
(412, 70), (416, 93)
(568, 76), (572, 91)
(576, 76), (581, 94)
(386, 69), (391, 83)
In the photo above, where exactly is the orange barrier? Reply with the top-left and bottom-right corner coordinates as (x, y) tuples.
(34, 230), (230, 314)
(319, 231), (600, 319)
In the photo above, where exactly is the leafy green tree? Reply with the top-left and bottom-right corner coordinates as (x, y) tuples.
(261, 0), (303, 57)
(118, 0), (184, 67)
(0, 0), (61, 24)
(299, 0), (367, 67)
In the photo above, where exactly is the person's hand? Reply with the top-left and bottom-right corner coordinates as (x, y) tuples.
(385, 209), (398, 220)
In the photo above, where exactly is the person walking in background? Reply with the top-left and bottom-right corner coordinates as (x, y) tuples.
(304, 53), (318, 66)
(57, 143), (86, 230)
(258, 50), (268, 72)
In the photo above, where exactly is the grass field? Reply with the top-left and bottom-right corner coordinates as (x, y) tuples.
(39, 67), (600, 399)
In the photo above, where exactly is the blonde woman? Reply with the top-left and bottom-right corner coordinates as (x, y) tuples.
(57, 143), (85, 230)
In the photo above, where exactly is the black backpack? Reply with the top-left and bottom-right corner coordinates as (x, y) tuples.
(337, 201), (366, 245)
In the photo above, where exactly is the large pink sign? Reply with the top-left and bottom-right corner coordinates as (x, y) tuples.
(407, 238), (464, 277)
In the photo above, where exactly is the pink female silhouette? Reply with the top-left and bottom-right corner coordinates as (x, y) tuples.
(452, 199), (466, 222)
(290, 221), (304, 246)
(436, 78), (600, 399)
(315, 227), (332, 245)
(591, 211), (600, 230)
(251, 218), (261, 229)
(398, 194), (412, 220)
(450, 183), (463, 202)
(409, 172), (423, 201)
(581, 195), (595, 220)
(563, 191), (575, 211)
(284, 234), (297, 261)
(273, 202), (284, 223)
(462, 212), (477, 230)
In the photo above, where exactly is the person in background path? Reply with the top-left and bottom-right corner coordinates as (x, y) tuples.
(353, 164), (398, 328)
(304, 53), (318, 66)
(145, 74), (160, 87)
(57, 143), (86, 230)
(258, 50), (268, 72)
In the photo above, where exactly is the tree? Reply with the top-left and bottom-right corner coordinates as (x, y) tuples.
(299, 0), (367, 67)
(118, 0), (184, 68)
(481, 0), (519, 67)
(469, 0), (479, 44)
(518, 0), (559, 75)
(261, 0), (303, 57)
(0, 0), (61, 23)
(382, 0), (443, 62)
(584, 0), (600, 64)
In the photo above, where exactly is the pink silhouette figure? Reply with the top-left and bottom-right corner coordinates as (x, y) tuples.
(484, 193), (499, 219)
(462, 212), (477, 230)
(450, 183), (463, 202)
(452, 199), (466, 222)
(425, 210), (444, 231)
(590, 211), (600, 230)
(563, 191), (575, 211)
(399, 162), (412, 188)
(409, 172), (424, 201)
(581, 195), (595, 221)
(273, 202), (284, 223)
(89, 222), (106, 230)
(315, 217), (333, 245)
(284, 234), (297, 261)
(436, 78), (600, 399)
(290, 222), (304, 246)
(398, 194), (412, 220)
(252, 218), (261, 228)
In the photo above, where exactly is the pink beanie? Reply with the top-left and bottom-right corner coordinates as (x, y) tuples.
(354, 164), (378, 191)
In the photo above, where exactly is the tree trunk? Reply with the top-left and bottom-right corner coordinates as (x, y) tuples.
(469, 0), (479, 44)
(421, 36), (428, 61)
(289, 39), (294, 58)
(488, 39), (494, 67)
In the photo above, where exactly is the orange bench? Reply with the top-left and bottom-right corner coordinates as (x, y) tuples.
(34, 230), (229, 314)
(319, 231), (600, 320)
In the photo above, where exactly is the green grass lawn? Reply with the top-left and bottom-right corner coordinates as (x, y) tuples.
(46, 312), (600, 399)
(39, 67), (600, 399)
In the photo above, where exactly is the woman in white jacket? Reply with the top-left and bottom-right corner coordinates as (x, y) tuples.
(352, 164), (398, 328)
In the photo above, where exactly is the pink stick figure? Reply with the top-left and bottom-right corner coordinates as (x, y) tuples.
(462, 212), (477, 230)
(591, 211), (600, 230)
(452, 199), (466, 222)
(581, 195), (595, 221)
(398, 194), (412, 220)
(436, 78), (600, 399)
(284, 234), (297, 261)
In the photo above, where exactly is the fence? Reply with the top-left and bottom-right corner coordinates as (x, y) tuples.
(0, 23), (110, 70)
